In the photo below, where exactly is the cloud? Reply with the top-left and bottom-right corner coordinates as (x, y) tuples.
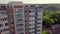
(0, 0), (60, 4)
(0, 0), (11, 4)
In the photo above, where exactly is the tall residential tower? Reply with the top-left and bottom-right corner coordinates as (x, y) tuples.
(0, 2), (43, 34)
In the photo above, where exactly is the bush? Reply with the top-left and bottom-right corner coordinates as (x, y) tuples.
(42, 30), (50, 34)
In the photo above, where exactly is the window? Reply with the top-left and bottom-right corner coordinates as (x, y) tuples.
(16, 19), (23, 21)
(17, 28), (23, 31)
(4, 28), (9, 31)
(25, 28), (27, 30)
(0, 18), (7, 21)
(3, 18), (7, 21)
(0, 12), (2, 14)
(0, 24), (3, 27)
(29, 28), (34, 30)
(19, 33), (24, 34)
(29, 15), (35, 17)
(29, 10), (33, 13)
(25, 25), (27, 27)
(15, 14), (22, 16)
(37, 8), (42, 12)
(0, 29), (2, 32)
(29, 24), (34, 26)
(5, 23), (8, 26)
(29, 29), (35, 34)
(6, 33), (10, 34)
(29, 20), (34, 22)
(37, 18), (41, 20)
(37, 33), (40, 34)
(16, 24), (23, 26)
(1, 6), (6, 10)
(2, 11), (7, 15)
(15, 9), (23, 13)
(1, 6), (5, 7)
(29, 31), (35, 34)
(25, 20), (28, 22)
(37, 22), (41, 24)
(0, 18), (2, 21)
(29, 9), (36, 13)
(37, 30), (40, 32)
(37, 26), (40, 28)
(24, 11), (27, 12)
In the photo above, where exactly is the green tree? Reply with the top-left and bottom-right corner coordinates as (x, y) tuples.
(51, 11), (60, 24)
(43, 11), (60, 28)
(43, 11), (54, 27)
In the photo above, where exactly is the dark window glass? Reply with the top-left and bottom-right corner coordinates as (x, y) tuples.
(37, 26), (40, 28)
(9, 12), (13, 15)
(4, 28), (9, 31)
(37, 30), (40, 32)
(29, 9), (36, 13)
(1, 6), (5, 7)
(0, 24), (3, 27)
(25, 28), (27, 30)
(25, 20), (28, 22)
(5, 23), (8, 26)
(17, 28), (23, 31)
(15, 14), (22, 16)
(37, 8), (42, 12)
(0, 24), (1, 27)
(16, 19), (23, 21)
(29, 10), (35, 13)
(29, 15), (35, 17)
(1, 6), (6, 10)
(25, 11), (27, 12)
(37, 18), (41, 20)
(3, 18), (7, 21)
(16, 24), (23, 26)
(2, 12), (7, 15)
(19, 33), (24, 34)
(25, 25), (27, 26)
(29, 10), (31, 13)
(37, 22), (41, 24)
(0, 29), (2, 32)
(0, 18), (2, 21)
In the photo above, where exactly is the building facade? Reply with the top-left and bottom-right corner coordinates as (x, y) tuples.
(0, 2), (43, 34)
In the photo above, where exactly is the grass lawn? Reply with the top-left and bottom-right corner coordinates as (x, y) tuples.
(42, 30), (48, 34)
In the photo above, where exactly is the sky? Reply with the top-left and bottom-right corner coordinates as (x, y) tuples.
(0, 0), (60, 4)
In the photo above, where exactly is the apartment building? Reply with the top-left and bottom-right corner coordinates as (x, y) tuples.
(0, 2), (43, 34)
